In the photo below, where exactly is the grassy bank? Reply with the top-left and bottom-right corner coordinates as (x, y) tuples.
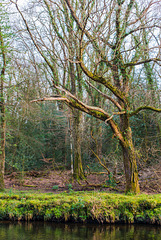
(0, 190), (161, 224)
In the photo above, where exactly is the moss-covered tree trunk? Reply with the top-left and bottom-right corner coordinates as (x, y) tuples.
(122, 144), (140, 193)
(0, 112), (5, 191)
(120, 114), (140, 193)
(121, 136), (140, 193)
(73, 110), (84, 180)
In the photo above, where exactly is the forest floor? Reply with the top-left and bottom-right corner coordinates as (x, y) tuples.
(4, 163), (161, 194)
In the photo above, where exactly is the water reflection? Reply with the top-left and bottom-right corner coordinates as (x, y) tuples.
(0, 222), (160, 240)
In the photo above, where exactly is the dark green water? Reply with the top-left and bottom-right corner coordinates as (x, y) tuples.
(0, 222), (160, 240)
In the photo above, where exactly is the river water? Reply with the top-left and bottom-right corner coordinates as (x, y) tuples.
(0, 222), (160, 240)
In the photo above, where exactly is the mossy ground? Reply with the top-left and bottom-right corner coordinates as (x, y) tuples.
(0, 190), (161, 224)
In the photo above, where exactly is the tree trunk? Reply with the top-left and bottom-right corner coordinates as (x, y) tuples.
(157, 123), (161, 147)
(122, 143), (140, 193)
(120, 115), (140, 194)
(73, 110), (84, 180)
(0, 27), (6, 191)
(0, 108), (5, 191)
(68, 116), (74, 175)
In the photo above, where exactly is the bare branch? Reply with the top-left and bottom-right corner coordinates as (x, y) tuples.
(64, 0), (114, 58)
(105, 115), (114, 123)
(12, 1), (57, 82)
(79, 48), (127, 103)
(30, 97), (69, 103)
(57, 86), (127, 145)
(125, 58), (161, 67)
(122, 25), (161, 39)
(90, 148), (111, 175)
(129, 106), (161, 117)
(105, 111), (126, 124)
(43, 0), (67, 47)
(85, 79), (123, 111)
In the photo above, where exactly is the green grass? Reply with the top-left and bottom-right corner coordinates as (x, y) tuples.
(0, 189), (161, 224)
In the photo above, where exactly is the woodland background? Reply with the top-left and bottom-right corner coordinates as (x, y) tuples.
(0, 0), (161, 193)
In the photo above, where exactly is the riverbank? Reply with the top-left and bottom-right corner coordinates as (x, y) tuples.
(0, 190), (161, 224)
